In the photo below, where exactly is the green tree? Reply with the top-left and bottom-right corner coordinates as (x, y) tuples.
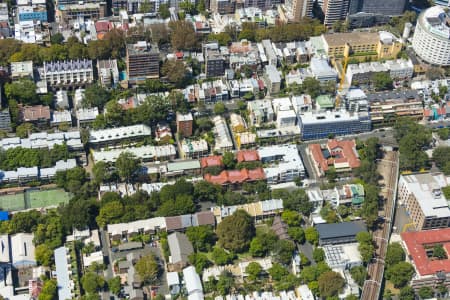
(15, 123), (35, 138)
(50, 33), (64, 44)
(159, 3), (170, 18)
(96, 201), (124, 227)
(245, 262), (262, 281)
(83, 84), (111, 109)
(273, 239), (296, 265)
(386, 242), (405, 267)
(304, 227), (319, 245)
(116, 151), (140, 182)
(433, 146), (450, 175)
(211, 247), (234, 265)
(214, 102), (226, 115)
(349, 265), (367, 287)
(108, 277), (121, 295)
(135, 254), (160, 284)
(373, 73), (393, 91)
(437, 128), (450, 140)
(287, 227), (305, 243)
(186, 225), (216, 252)
(35, 244), (54, 266)
(222, 151), (236, 169)
(162, 59), (189, 88)
(433, 244), (446, 259)
(193, 181), (222, 203)
(81, 272), (105, 294)
(169, 20), (197, 50)
(216, 210), (255, 252)
(216, 271), (235, 295)
(313, 247), (325, 262)
(92, 161), (109, 185)
(38, 279), (57, 300)
(385, 262), (414, 288)
(301, 77), (321, 98)
(281, 210), (302, 226)
(5, 78), (38, 104)
(208, 32), (231, 46)
(188, 252), (211, 273)
(268, 262), (289, 281)
(399, 286), (415, 300)
(317, 271), (345, 298)
(356, 231), (374, 264)
(249, 237), (265, 257)
(418, 286), (434, 299)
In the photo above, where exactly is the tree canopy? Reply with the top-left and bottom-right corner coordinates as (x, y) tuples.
(216, 210), (255, 253)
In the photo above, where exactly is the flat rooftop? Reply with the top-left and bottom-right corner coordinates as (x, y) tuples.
(322, 32), (379, 47)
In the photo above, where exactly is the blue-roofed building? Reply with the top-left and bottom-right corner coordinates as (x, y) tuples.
(54, 246), (74, 300)
(0, 212), (8, 221)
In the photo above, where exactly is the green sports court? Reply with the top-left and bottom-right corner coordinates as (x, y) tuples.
(0, 188), (71, 211)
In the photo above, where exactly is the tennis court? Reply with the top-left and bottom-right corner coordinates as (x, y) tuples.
(0, 193), (26, 211)
(26, 189), (71, 209)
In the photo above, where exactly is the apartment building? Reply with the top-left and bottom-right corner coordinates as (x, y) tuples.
(176, 112), (193, 137)
(263, 64), (281, 94)
(321, 31), (402, 60)
(180, 139), (209, 159)
(348, 0), (406, 16)
(212, 116), (233, 153)
(93, 145), (176, 163)
(59, 2), (107, 22)
(346, 59), (414, 86)
(398, 173), (450, 230)
(88, 124), (152, 148)
(247, 99), (275, 127)
(0, 108), (11, 132)
(205, 49), (225, 78)
(210, 0), (235, 14)
(97, 59), (119, 88)
(298, 110), (371, 140)
(284, 0), (313, 22)
(10, 61), (34, 79)
(258, 144), (306, 184)
(19, 105), (50, 126)
(126, 41), (160, 85)
(41, 60), (94, 88)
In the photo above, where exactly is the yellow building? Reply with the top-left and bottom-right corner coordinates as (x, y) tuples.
(321, 31), (402, 61)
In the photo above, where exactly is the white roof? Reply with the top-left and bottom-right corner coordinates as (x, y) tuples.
(107, 217), (166, 236)
(76, 107), (99, 121)
(296, 285), (314, 300)
(0, 131), (82, 150)
(400, 173), (450, 218)
(10, 233), (35, 267)
(51, 110), (72, 124)
(167, 272), (180, 286)
(93, 145), (176, 163)
(258, 144), (305, 177)
(299, 110), (368, 124)
(181, 139), (208, 153)
(212, 116), (233, 151)
(183, 266), (203, 295)
(89, 124), (151, 143)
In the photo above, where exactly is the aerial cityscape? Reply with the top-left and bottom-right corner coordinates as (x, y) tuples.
(0, 0), (448, 299)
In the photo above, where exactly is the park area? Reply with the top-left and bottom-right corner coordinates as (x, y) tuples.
(0, 188), (71, 211)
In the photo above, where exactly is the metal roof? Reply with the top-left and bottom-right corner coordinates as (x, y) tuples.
(316, 221), (367, 240)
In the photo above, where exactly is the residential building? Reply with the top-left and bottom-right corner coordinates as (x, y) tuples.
(316, 221), (367, 245)
(338, 184), (365, 206)
(180, 139), (209, 159)
(97, 59), (119, 88)
(212, 116), (233, 153)
(346, 89), (369, 112)
(248, 99), (275, 127)
(10, 61), (33, 79)
(17, 5), (47, 22)
(41, 60), (94, 88)
(229, 113), (247, 133)
(412, 6), (450, 66)
(367, 91), (423, 126)
(346, 59), (414, 86)
(89, 124), (152, 148)
(308, 139), (361, 177)
(58, 2), (107, 22)
(201, 155), (223, 169)
(321, 0), (350, 27)
(237, 150), (260, 163)
(55, 90), (69, 109)
(323, 243), (362, 270)
(210, 0), (235, 14)
(54, 246), (74, 300)
(321, 31), (402, 60)
(211, 199), (283, 223)
(167, 232), (194, 271)
(236, 132), (257, 149)
(73, 88), (85, 109)
(348, 0), (406, 15)
(285, 0), (313, 21)
(205, 49), (225, 77)
(92, 145), (176, 163)
(262, 40), (277, 66)
(166, 160), (202, 178)
(0, 132), (82, 151)
(258, 144), (306, 183)
(50, 110), (72, 127)
(398, 173), (450, 230)
(204, 168), (266, 186)
(298, 110), (371, 140)
(19, 105), (51, 126)
(0, 108), (11, 132)
(11, 233), (36, 268)
(14, 20), (44, 44)
(402, 228), (450, 289)
(183, 266), (204, 300)
(176, 112), (193, 137)
(263, 64), (281, 94)
(126, 41), (160, 85)
(155, 123), (173, 144)
(308, 57), (337, 84)
(76, 108), (99, 127)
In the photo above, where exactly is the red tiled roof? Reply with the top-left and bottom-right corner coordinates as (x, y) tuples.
(95, 21), (113, 33)
(327, 139), (360, 168)
(309, 143), (328, 172)
(20, 105), (50, 121)
(423, 109), (432, 117)
(236, 150), (260, 163)
(204, 168), (265, 185)
(438, 107), (446, 115)
(201, 156), (223, 168)
(402, 228), (450, 276)
(175, 51), (184, 59)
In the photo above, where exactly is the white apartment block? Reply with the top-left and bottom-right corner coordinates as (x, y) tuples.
(41, 59), (94, 88)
